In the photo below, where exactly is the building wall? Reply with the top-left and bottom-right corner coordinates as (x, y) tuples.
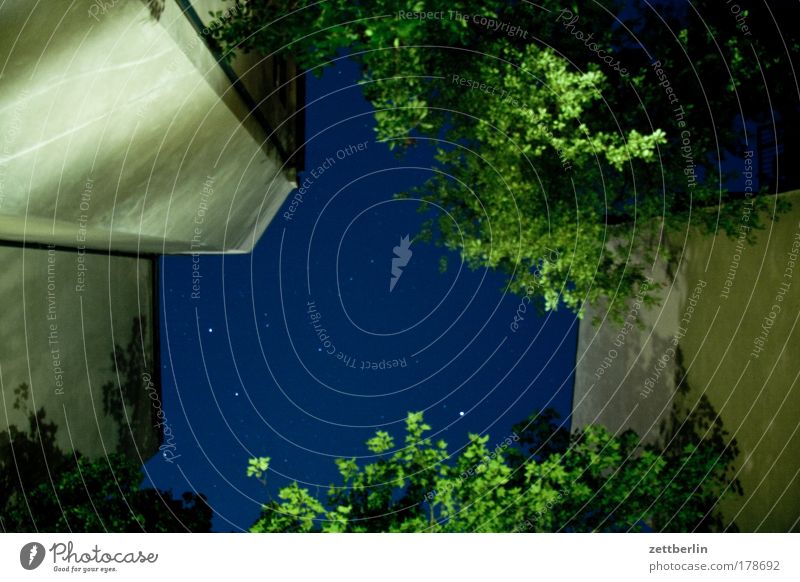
(572, 253), (686, 444)
(0, 246), (159, 462)
(572, 191), (800, 531)
(188, 0), (304, 169)
(0, 0), (297, 254)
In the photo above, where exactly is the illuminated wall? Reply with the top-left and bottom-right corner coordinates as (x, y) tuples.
(0, 0), (298, 254)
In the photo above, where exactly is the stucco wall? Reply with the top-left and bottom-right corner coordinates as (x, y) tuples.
(0, 246), (158, 461)
(573, 192), (800, 531)
(0, 0), (296, 254)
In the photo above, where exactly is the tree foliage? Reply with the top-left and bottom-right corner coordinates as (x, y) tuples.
(212, 0), (793, 320)
(248, 408), (740, 532)
(0, 386), (211, 533)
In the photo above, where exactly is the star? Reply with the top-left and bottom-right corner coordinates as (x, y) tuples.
(459, 411), (465, 417)
(208, 328), (213, 333)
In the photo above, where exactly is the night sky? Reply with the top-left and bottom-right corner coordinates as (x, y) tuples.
(144, 56), (577, 531)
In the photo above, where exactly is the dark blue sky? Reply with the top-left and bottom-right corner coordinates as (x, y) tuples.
(145, 57), (578, 531)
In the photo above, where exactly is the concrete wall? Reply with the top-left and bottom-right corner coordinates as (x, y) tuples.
(572, 191), (800, 531)
(0, 0), (297, 254)
(572, 253), (685, 444)
(190, 0), (304, 166)
(0, 246), (159, 462)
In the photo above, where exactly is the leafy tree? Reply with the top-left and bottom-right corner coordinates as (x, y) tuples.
(247, 408), (740, 532)
(0, 387), (211, 533)
(212, 0), (792, 320)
